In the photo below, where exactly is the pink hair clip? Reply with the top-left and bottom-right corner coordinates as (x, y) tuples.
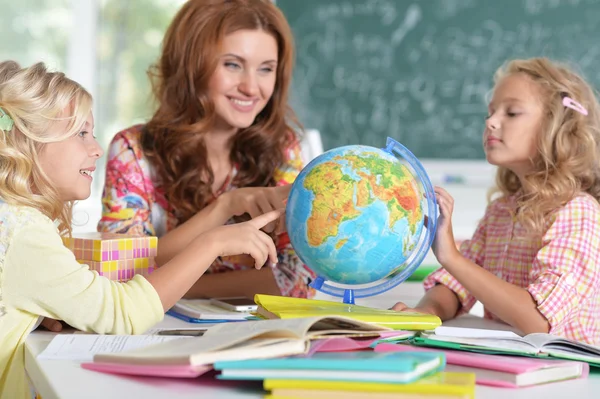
(562, 96), (588, 116)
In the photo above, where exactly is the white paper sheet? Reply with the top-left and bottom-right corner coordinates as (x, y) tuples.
(37, 334), (189, 362)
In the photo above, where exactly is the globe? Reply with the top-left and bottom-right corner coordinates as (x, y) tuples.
(286, 137), (437, 303)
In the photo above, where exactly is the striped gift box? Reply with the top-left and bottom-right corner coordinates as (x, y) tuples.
(62, 232), (158, 262)
(78, 257), (156, 282)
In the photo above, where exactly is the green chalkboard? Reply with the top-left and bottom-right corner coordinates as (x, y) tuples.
(278, 0), (600, 159)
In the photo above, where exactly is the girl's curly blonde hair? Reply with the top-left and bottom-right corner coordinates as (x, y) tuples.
(0, 61), (92, 235)
(490, 57), (600, 235)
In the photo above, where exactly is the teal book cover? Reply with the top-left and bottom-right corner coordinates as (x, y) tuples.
(214, 350), (445, 373)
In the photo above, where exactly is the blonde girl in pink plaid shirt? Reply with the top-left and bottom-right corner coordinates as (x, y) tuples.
(393, 58), (600, 345)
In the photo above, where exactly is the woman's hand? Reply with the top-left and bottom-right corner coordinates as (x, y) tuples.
(200, 209), (282, 269)
(222, 185), (291, 233)
(432, 186), (460, 266)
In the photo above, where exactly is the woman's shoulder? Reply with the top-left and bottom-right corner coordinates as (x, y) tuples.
(106, 124), (147, 161)
(109, 124), (146, 148)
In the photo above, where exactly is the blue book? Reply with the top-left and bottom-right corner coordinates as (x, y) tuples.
(166, 309), (252, 324)
(214, 351), (445, 383)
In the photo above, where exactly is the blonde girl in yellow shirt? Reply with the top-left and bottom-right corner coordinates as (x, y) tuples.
(0, 61), (281, 399)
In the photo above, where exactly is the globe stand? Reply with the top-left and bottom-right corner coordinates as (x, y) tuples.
(310, 277), (356, 304)
(290, 137), (438, 305)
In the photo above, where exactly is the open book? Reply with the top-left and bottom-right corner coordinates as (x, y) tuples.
(82, 316), (395, 378)
(254, 294), (441, 330)
(413, 326), (600, 366)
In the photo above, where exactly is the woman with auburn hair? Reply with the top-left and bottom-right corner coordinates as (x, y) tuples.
(98, 0), (315, 299)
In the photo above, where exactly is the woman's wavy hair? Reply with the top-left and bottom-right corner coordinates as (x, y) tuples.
(142, 0), (299, 223)
(0, 61), (92, 235)
(490, 57), (600, 235)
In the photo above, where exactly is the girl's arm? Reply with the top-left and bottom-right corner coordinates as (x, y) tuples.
(4, 210), (281, 335)
(432, 187), (549, 334)
(441, 253), (550, 334)
(394, 192), (488, 319)
(393, 284), (460, 321)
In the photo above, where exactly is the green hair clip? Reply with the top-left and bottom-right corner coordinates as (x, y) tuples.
(0, 107), (14, 132)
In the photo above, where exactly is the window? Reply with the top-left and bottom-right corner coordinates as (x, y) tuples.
(1, 0), (186, 233)
(96, 0), (186, 148)
(0, 0), (72, 71)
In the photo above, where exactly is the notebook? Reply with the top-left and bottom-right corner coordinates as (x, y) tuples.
(166, 310), (249, 324)
(169, 299), (254, 321)
(376, 343), (588, 387)
(81, 315), (393, 378)
(254, 294), (441, 330)
(262, 372), (476, 399)
(214, 351), (445, 383)
(413, 328), (600, 366)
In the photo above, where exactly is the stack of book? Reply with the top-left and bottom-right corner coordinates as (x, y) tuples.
(62, 232), (157, 281)
(74, 294), (590, 395)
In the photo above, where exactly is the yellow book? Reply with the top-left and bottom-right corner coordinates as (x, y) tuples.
(254, 294), (441, 331)
(265, 392), (465, 399)
(265, 391), (466, 399)
(263, 372), (475, 399)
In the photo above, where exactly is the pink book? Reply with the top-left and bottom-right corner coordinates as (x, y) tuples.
(375, 343), (589, 388)
(80, 333), (411, 379)
(307, 331), (414, 355)
(81, 362), (212, 378)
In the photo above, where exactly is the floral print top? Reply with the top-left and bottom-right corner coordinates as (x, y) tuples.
(98, 125), (316, 298)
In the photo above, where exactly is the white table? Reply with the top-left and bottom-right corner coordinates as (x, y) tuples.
(25, 285), (600, 399)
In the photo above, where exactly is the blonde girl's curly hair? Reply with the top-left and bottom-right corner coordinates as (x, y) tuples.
(490, 57), (600, 236)
(0, 61), (93, 235)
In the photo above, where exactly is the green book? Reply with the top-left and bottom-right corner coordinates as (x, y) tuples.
(412, 330), (600, 367)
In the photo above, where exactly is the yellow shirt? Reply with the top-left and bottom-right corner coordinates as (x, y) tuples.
(0, 203), (164, 399)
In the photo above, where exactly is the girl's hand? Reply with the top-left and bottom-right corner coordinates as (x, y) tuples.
(222, 185), (291, 233)
(38, 317), (63, 332)
(432, 186), (460, 266)
(200, 209), (282, 269)
(391, 302), (436, 315)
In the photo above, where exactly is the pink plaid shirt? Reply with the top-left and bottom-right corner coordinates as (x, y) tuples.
(424, 193), (600, 345)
